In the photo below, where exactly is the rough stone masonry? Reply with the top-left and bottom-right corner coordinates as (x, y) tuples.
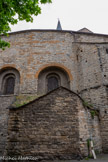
(6, 87), (101, 160)
(0, 28), (108, 159)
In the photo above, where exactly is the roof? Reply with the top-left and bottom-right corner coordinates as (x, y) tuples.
(3, 29), (108, 38)
(9, 86), (84, 110)
(78, 28), (93, 33)
(56, 20), (62, 30)
(9, 86), (98, 115)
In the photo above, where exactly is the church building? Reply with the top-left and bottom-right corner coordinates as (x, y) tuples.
(0, 21), (108, 160)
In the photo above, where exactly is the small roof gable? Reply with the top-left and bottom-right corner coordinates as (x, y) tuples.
(10, 86), (83, 109)
(78, 28), (93, 33)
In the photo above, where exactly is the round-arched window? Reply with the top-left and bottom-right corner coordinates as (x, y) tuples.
(38, 66), (70, 94)
(48, 76), (59, 92)
(0, 67), (20, 95)
(4, 76), (15, 95)
(47, 73), (60, 92)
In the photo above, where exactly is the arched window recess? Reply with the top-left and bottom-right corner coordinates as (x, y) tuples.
(3, 74), (15, 95)
(46, 73), (60, 92)
(0, 67), (20, 95)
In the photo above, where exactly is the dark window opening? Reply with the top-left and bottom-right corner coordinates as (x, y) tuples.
(47, 76), (59, 92)
(106, 48), (108, 54)
(105, 110), (107, 114)
(106, 86), (108, 98)
(4, 77), (15, 94)
(76, 55), (79, 61)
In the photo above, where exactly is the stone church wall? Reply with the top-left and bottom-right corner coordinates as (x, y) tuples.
(101, 113), (108, 153)
(75, 40), (108, 153)
(0, 30), (108, 156)
(0, 31), (78, 94)
(78, 101), (102, 155)
(5, 88), (102, 160)
(74, 32), (108, 43)
(0, 96), (15, 156)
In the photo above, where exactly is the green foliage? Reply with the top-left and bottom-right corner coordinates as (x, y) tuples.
(90, 110), (99, 119)
(83, 100), (93, 109)
(90, 110), (96, 119)
(12, 94), (43, 108)
(87, 139), (91, 149)
(86, 139), (94, 159)
(0, 38), (10, 50)
(0, 0), (52, 49)
(83, 100), (99, 119)
(84, 157), (89, 160)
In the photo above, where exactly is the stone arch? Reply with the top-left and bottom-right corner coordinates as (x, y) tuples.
(37, 64), (71, 94)
(35, 63), (73, 81)
(0, 67), (20, 95)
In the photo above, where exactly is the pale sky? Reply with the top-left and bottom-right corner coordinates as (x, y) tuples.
(11, 0), (108, 34)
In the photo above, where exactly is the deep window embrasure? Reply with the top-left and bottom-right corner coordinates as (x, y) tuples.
(3, 76), (15, 94)
(0, 68), (20, 95)
(106, 48), (108, 54)
(47, 75), (59, 92)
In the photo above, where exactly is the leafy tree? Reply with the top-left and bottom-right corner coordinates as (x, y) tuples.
(0, 0), (52, 49)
